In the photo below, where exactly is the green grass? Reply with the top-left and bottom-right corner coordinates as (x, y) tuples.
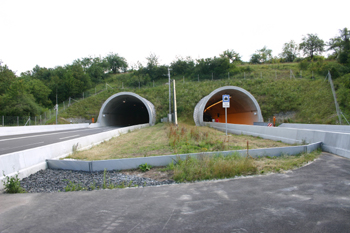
(168, 150), (321, 182)
(170, 153), (257, 182)
(66, 123), (289, 160)
(254, 149), (321, 173)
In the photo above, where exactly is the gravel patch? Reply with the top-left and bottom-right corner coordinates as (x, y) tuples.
(20, 169), (175, 193)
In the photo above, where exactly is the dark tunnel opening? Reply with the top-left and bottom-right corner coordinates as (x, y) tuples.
(100, 95), (150, 127)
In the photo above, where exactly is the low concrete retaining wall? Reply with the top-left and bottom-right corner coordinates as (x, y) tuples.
(279, 123), (350, 133)
(0, 124), (148, 189)
(46, 142), (322, 172)
(207, 122), (350, 159)
(0, 123), (100, 136)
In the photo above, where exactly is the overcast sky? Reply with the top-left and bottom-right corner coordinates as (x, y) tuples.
(1, 0), (349, 75)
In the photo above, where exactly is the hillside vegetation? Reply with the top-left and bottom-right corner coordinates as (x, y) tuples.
(60, 62), (345, 125)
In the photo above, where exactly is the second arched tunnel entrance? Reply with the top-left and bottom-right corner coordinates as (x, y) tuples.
(194, 86), (263, 126)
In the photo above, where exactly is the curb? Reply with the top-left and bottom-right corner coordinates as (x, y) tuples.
(47, 142), (322, 172)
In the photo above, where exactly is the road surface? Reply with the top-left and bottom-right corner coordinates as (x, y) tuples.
(0, 126), (119, 155)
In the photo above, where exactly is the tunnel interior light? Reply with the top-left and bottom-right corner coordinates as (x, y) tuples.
(204, 96), (231, 112)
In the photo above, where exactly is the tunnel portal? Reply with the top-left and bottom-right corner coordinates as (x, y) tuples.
(193, 86), (263, 126)
(97, 92), (156, 127)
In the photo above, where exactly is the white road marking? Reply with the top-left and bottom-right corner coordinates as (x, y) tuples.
(0, 141), (45, 151)
(59, 135), (80, 140)
(0, 128), (103, 142)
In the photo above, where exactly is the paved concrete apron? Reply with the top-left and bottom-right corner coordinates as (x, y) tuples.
(1, 153), (349, 233)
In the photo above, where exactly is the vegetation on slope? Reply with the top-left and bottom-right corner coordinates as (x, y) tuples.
(60, 62), (343, 125)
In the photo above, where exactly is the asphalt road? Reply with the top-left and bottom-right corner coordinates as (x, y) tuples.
(0, 126), (119, 155)
(1, 153), (349, 233)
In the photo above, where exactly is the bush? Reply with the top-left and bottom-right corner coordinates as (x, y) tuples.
(2, 172), (25, 193)
(299, 60), (310, 70)
(139, 163), (152, 172)
(293, 57), (304, 62)
(311, 55), (325, 62)
(315, 61), (349, 78)
(335, 74), (350, 111)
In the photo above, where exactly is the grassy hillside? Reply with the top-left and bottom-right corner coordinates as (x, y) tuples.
(59, 63), (344, 125)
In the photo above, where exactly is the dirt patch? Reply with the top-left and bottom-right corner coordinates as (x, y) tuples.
(122, 167), (174, 182)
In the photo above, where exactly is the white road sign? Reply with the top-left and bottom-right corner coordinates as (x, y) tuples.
(222, 95), (230, 108)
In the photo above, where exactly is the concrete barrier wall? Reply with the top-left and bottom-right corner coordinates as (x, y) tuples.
(47, 142), (322, 172)
(279, 123), (350, 133)
(207, 122), (350, 159)
(0, 124), (148, 189)
(0, 123), (100, 136)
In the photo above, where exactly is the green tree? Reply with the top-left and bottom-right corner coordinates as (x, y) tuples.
(279, 40), (299, 62)
(250, 53), (262, 64)
(145, 53), (159, 80)
(299, 34), (325, 60)
(0, 79), (43, 116)
(259, 46), (272, 63)
(106, 53), (128, 74)
(31, 65), (53, 82)
(73, 57), (93, 72)
(211, 57), (231, 75)
(170, 56), (195, 76)
(220, 49), (242, 63)
(58, 64), (92, 99)
(154, 65), (168, 80)
(250, 46), (272, 64)
(328, 28), (350, 64)
(133, 61), (146, 84)
(195, 56), (230, 78)
(22, 77), (52, 107)
(0, 62), (16, 95)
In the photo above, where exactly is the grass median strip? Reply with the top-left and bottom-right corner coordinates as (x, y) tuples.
(65, 123), (290, 160)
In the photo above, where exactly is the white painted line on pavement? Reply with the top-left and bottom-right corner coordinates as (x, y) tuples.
(0, 128), (101, 142)
(59, 135), (80, 140)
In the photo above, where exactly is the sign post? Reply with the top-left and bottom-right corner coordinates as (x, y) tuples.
(222, 95), (230, 135)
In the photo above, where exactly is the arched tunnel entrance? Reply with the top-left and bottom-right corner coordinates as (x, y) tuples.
(193, 86), (263, 126)
(97, 92), (156, 127)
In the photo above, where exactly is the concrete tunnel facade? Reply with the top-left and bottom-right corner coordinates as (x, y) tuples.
(97, 92), (156, 127)
(193, 86), (263, 126)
